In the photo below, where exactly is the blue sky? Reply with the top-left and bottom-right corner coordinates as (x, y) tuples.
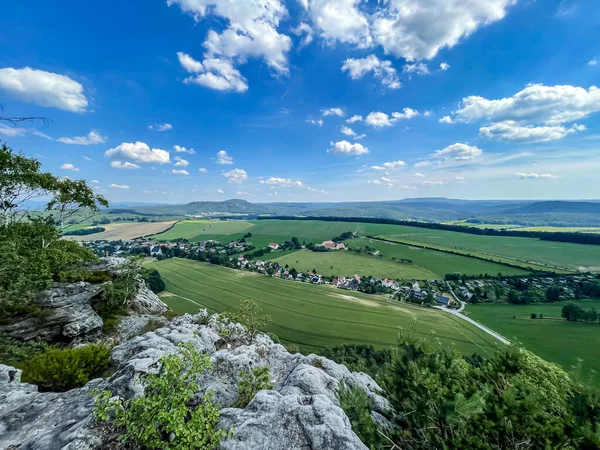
(0, 0), (599, 203)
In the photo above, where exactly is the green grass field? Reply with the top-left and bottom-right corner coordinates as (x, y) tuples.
(149, 258), (500, 355)
(269, 249), (435, 279)
(351, 238), (529, 277)
(466, 300), (600, 380)
(149, 219), (600, 274)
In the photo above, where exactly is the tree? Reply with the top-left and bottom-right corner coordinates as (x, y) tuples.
(546, 286), (562, 302)
(531, 313), (537, 319)
(561, 303), (584, 322)
(225, 299), (272, 343)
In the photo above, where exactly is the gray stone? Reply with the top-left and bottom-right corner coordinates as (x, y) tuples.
(129, 281), (168, 315)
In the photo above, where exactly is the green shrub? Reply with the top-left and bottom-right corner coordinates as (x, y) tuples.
(0, 334), (47, 368)
(164, 309), (180, 320)
(233, 366), (273, 409)
(144, 268), (166, 294)
(21, 344), (112, 392)
(94, 343), (230, 449)
(140, 319), (165, 334)
(223, 299), (272, 342)
(337, 382), (382, 450)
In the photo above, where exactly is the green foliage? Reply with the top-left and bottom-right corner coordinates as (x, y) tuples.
(143, 268), (166, 293)
(94, 258), (141, 319)
(94, 343), (230, 449)
(233, 366), (273, 408)
(140, 319), (165, 334)
(320, 345), (393, 383)
(337, 382), (382, 450)
(224, 299), (272, 342)
(21, 344), (111, 392)
(62, 226), (105, 236)
(0, 334), (47, 367)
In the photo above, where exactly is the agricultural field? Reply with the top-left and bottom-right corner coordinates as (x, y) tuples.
(149, 219), (600, 273)
(350, 238), (530, 277)
(516, 226), (600, 233)
(466, 300), (600, 380)
(65, 221), (176, 241)
(149, 258), (500, 355)
(269, 249), (435, 279)
(443, 221), (519, 230)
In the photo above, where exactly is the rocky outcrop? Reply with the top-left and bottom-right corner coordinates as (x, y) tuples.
(0, 282), (103, 343)
(0, 312), (391, 450)
(129, 281), (168, 315)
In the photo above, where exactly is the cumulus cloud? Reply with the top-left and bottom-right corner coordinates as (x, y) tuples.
(589, 59), (598, 67)
(371, 160), (406, 170)
(306, 118), (323, 126)
(223, 168), (248, 183)
(321, 107), (344, 117)
(109, 183), (129, 189)
(291, 22), (314, 47)
(110, 161), (140, 170)
(177, 53), (248, 93)
(57, 130), (106, 145)
(365, 108), (418, 127)
(0, 67), (88, 112)
(423, 180), (445, 185)
(305, 0), (372, 48)
(172, 169), (190, 175)
(346, 115), (363, 123)
(170, 0), (292, 91)
(105, 142), (170, 164)
(479, 121), (585, 143)
(328, 140), (369, 155)
(341, 54), (400, 89)
(174, 145), (195, 154)
(414, 172), (425, 177)
(453, 84), (600, 125)
(216, 150), (233, 164)
(260, 177), (304, 187)
(148, 123), (173, 131)
(433, 143), (483, 161)
(439, 115), (454, 124)
(0, 124), (27, 137)
(424, 111), (433, 117)
(440, 62), (450, 71)
(340, 126), (357, 137)
(199, 168), (208, 173)
(217, 189), (225, 194)
(454, 176), (466, 182)
(173, 156), (190, 167)
(60, 163), (79, 172)
(514, 172), (557, 179)
(403, 62), (430, 76)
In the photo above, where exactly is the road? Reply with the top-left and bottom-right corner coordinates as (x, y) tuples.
(434, 286), (510, 345)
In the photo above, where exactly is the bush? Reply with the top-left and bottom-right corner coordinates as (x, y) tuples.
(0, 334), (47, 368)
(144, 268), (166, 294)
(21, 344), (112, 392)
(94, 343), (230, 449)
(233, 366), (273, 408)
(337, 382), (382, 450)
(224, 299), (272, 343)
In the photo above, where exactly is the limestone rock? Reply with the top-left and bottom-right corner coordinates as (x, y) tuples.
(0, 312), (391, 450)
(129, 281), (168, 315)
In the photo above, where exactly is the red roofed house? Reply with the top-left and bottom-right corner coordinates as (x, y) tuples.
(322, 240), (336, 249)
(268, 243), (279, 250)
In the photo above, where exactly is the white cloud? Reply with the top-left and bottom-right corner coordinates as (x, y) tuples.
(174, 145), (195, 154)
(365, 108), (418, 127)
(403, 62), (430, 76)
(452, 84), (600, 125)
(292, 22), (314, 46)
(178, 54), (248, 93)
(172, 169), (190, 175)
(109, 183), (129, 189)
(340, 126), (357, 137)
(174, 156), (190, 167)
(170, 0), (292, 91)
(0, 67), (88, 112)
(454, 176), (466, 182)
(57, 130), (106, 145)
(439, 115), (454, 124)
(148, 123), (173, 131)
(433, 143), (483, 161)
(371, 0), (517, 61)
(60, 163), (79, 172)
(306, 118), (324, 126)
(514, 172), (557, 179)
(91, 180), (99, 184)
(479, 121), (585, 143)
(440, 62), (450, 71)
(589, 59), (598, 67)
(216, 150), (233, 164)
(81, 156), (92, 161)
(341, 54), (400, 89)
(372, 160), (406, 170)
(110, 161), (140, 170)
(0, 124), (27, 137)
(346, 115), (363, 123)
(223, 168), (248, 183)
(105, 142), (170, 164)
(423, 180), (445, 185)
(260, 177), (304, 187)
(321, 107), (344, 117)
(328, 140), (369, 155)
(413, 172), (425, 177)
(199, 168), (208, 173)
(217, 189), (225, 194)
(423, 110), (433, 117)
(354, 133), (367, 140)
(305, 0), (372, 48)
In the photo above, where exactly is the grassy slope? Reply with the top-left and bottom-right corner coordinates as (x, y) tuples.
(150, 220), (253, 241)
(270, 249), (435, 279)
(351, 238), (529, 277)
(151, 258), (499, 355)
(466, 300), (600, 380)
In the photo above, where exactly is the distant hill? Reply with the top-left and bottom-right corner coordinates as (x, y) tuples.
(106, 198), (600, 226)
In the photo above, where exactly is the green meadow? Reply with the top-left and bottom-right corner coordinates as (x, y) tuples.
(150, 258), (500, 355)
